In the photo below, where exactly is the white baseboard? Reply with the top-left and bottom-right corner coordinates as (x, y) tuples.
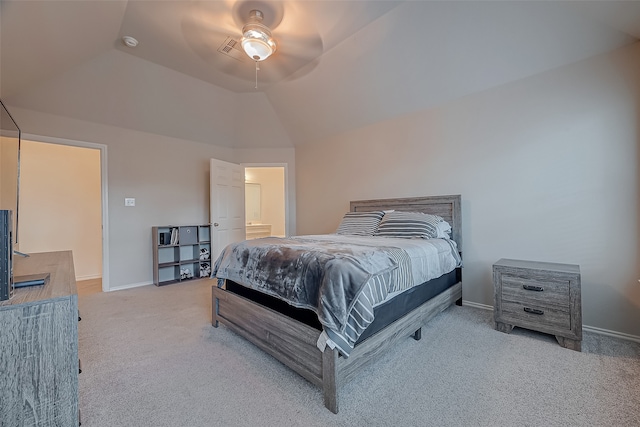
(76, 274), (102, 281)
(582, 325), (640, 343)
(106, 281), (153, 292)
(460, 300), (640, 344)
(461, 300), (493, 311)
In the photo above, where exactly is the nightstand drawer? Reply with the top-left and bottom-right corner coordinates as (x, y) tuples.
(501, 300), (570, 330)
(501, 276), (570, 309)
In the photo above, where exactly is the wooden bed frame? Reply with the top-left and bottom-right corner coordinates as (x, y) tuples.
(212, 195), (462, 413)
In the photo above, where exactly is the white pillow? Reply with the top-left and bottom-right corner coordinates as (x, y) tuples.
(436, 221), (452, 238)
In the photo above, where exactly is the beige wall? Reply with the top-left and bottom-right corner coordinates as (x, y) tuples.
(245, 167), (286, 237)
(19, 141), (102, 279)
(0, 135), (20, 244)
(6, 39), (638, 338)
(8, 107), (295, 291)
(295, 42), (640, 337)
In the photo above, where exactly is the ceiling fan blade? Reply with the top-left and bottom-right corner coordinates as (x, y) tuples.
(181, 1), (326, 87)
(274, 32), (324, 63)
(181, 6), (243, 65)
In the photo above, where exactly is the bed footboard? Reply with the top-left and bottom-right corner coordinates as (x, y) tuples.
(212, 280), (461, 413)
(212, 283), (326, 388)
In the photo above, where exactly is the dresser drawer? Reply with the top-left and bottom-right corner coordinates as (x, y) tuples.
(501, 276), (570, 310)
(500, 299), (570, 330)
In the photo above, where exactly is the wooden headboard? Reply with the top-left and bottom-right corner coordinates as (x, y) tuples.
(350, 195), (462, 252)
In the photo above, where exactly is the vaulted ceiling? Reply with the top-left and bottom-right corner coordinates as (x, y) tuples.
(1, 1), (639, 148)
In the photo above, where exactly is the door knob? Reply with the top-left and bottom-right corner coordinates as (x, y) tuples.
(213, 223), (219, 227)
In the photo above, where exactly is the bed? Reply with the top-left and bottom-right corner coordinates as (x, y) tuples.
(211, 195), (462, 413)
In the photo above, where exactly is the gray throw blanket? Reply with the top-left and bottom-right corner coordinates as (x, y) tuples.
(212, 236), (398, 334)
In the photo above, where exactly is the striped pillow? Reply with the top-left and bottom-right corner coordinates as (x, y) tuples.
(336, 211), (385, 236)
(375, 211), (444, 239)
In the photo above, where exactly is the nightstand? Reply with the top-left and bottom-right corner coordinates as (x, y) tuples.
(493, 259), (582, 351)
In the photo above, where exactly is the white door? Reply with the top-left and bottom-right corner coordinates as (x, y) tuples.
(210, 158), (245, 261)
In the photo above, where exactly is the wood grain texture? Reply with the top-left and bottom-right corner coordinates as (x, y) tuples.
(3, 250), (77, 307)
(0, 310), (22, 425)
(322, 348), (339, 414)
(212, 195), (463, 412)
(495, 321), (514, 333)
(212, 285), (324, 386)
(493, 258), (581, 351)
(0, 251), (79, 426)
(351, 195), (462, 251)
(556, 336), (581, 351)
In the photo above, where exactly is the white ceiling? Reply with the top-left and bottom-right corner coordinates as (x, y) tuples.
(1, 0), (639, 148)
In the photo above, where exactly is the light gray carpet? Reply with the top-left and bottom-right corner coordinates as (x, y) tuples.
(78, 278), (640, 426)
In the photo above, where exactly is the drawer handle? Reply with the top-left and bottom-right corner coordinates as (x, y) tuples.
(523, 284), (544, 292)
(524, 307), (544, 315)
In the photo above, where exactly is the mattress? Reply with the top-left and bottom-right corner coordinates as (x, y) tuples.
(214, 234), (461, 356)
(224, 268), (460, 344)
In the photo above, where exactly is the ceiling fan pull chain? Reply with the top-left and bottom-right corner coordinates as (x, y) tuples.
(255, 61), (259, 89)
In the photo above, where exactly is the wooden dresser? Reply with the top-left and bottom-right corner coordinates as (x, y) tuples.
(493, 258), (582, 351)
(0, 251), (79, 426)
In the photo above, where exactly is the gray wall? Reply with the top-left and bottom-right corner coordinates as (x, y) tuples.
(295, 42), (640, 337)
(9, 107), (295, 291)
(6, 34), (638, 338)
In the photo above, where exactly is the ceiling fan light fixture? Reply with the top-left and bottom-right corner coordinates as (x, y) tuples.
(241, 10), (276, 61)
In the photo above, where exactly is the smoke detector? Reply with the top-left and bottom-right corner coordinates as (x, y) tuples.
(122, 36), (139, 48)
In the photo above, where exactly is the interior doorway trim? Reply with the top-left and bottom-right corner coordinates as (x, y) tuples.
(22, 133), (110, 292)
(241, 163), (291, 237)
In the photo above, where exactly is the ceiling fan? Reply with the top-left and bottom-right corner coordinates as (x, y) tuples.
(240, 9), (277, 62)
(183, 1), (324, 89)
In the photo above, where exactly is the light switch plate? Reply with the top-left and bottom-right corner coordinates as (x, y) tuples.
(124, 198), (135, 207)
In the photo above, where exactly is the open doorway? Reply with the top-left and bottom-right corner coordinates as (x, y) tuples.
(244, 166), (286, 239)
(19, 138), (105, 295)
